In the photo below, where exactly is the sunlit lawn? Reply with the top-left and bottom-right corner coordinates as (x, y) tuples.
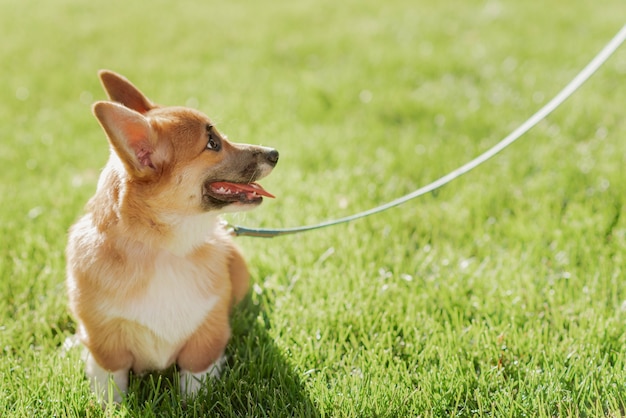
(1, 0), (625, 416)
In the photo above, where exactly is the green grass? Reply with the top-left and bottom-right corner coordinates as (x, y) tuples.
(1, 0), (625, 416)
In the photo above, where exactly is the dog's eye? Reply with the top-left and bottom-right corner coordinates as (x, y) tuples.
(207, 136), (220, 151)
(206, 126), (221, 152)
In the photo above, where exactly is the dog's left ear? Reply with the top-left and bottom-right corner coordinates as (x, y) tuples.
(93, 101), (161, 176)
(98, 70), (155, 115)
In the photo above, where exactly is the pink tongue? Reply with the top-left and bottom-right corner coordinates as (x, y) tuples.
(211, 182), (275, 198)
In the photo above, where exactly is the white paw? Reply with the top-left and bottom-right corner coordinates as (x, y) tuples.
(85, 352), (128, 404)
(179, 355), (227, 397)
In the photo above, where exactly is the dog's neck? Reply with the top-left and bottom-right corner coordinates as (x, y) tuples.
(90, 161), (229, 257)
(161, 212), (226, 257)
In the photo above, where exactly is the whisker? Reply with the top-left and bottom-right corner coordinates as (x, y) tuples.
(248, 167), (259, 183)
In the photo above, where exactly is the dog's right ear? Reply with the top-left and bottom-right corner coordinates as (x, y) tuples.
(98, 70), (155, 115)
(93, 101), (159, 176)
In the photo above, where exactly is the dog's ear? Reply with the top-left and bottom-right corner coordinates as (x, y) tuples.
(93, 101), (160, 176)
(98, 70), (155, 115)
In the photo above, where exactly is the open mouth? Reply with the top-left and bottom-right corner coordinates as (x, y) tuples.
(204, 181), (275, 205)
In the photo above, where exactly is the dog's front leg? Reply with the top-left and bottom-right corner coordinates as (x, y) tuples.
(177, 298), (231, 397)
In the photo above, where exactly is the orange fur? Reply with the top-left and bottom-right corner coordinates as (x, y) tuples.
(66, 70), (278, 402)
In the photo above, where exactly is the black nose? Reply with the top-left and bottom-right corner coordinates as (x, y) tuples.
(266, 149), (279, 166)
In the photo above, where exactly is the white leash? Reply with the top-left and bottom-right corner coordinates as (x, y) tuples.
(232, 25), (626, 238)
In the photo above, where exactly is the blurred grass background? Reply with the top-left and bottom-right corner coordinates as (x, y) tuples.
(1, 0), (625, 416)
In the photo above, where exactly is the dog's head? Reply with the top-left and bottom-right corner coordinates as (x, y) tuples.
(92, 70), (278, 215)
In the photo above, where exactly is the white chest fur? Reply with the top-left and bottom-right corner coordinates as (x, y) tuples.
(140, 254), (217, 337)
(108, 251), (220, 368)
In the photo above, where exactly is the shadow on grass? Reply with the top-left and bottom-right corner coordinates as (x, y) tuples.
(120, 294), (320, 418)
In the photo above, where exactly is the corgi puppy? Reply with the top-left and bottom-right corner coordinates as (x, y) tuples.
(66, 70), (278, 402)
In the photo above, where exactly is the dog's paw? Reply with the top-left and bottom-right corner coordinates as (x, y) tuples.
(85, 353), (128, 405)
(179, 354), (227, 397)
